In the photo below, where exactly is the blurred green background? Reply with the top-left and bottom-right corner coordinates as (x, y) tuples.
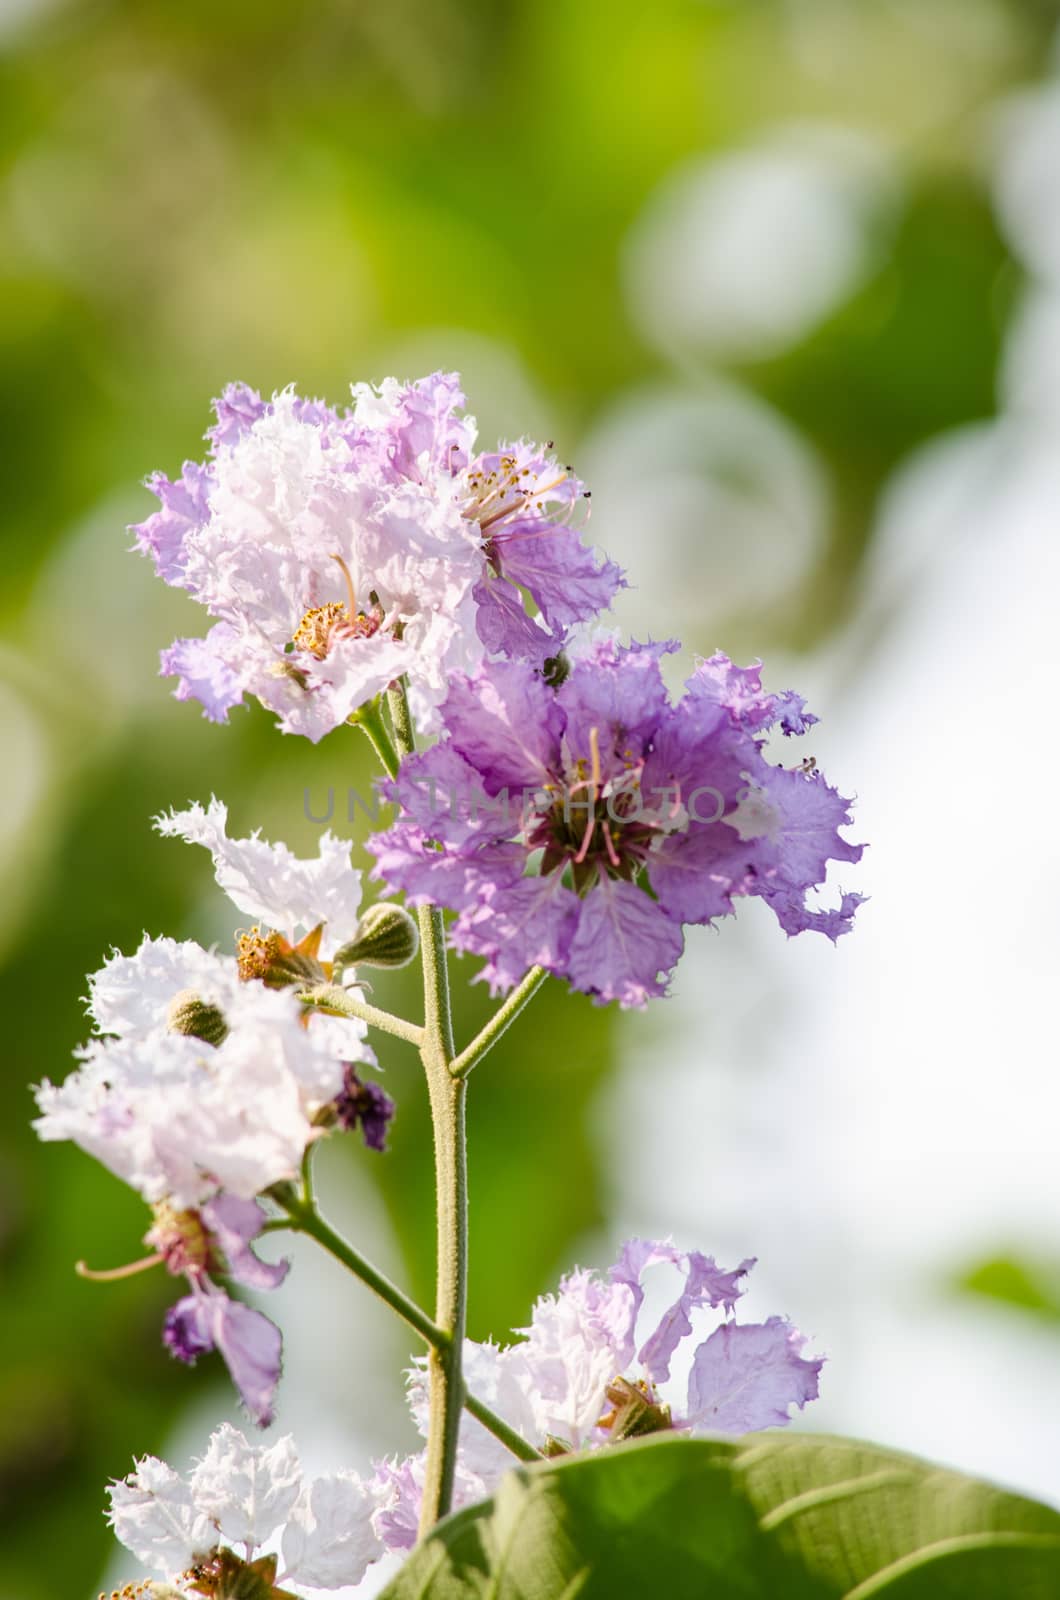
(2, 1), (1058, 1594)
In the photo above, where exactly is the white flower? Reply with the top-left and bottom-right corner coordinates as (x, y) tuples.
(154, 798), (363, 959)
(109, 1425), (383, 1592)
(107, 1455), (215, 1575)
(188, 1424), (302, 1549)
(282, 1470), (383, 1588)
(87, 937), (234, 1037)
(35, 977), (355, 1206)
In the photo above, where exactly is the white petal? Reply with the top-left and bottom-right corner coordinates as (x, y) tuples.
(189, 1424), (303, 1549)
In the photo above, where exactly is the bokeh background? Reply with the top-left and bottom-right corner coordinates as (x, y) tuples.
(2, 0), (1060, 1594)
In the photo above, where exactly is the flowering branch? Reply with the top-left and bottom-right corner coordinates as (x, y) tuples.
(449, 966), (549, 1080)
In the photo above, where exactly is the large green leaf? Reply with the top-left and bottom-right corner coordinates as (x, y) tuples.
(379, 1433), (1060, 1600)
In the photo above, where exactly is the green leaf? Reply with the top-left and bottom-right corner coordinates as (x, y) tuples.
(379, 1433), (1060, 1600)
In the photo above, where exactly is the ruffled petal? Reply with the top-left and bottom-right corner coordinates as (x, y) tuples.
(684, 1316), (823, 1434)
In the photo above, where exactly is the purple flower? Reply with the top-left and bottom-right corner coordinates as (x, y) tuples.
(149, 1194), (287, 1426)
(368, 641), (864, 1007)
(333, 1066), (396, 1152)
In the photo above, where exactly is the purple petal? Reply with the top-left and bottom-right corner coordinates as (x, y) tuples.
(205, 382), (269, 449)
(164, 1294), (215, 1363)
(490, 522), (625, 633)
(442, 664), (564, 793)
(684, 1317), (823, 1434)
(685, 654), (818, 737)
(473, 575), (561, 666)
(649, 827), (756, 926)
(163, 1287), (282, 1428)
(565, 879), (684, 1008)
(637, 1251), (754, 1383)
(559, 640), (676, 767)
(160, 626), (247, 723)
(451, 873), (578, 994)
(200, 1194), (289, 1292)
(132, 462), (212, 586)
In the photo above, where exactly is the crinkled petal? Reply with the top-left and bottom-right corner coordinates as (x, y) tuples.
(442, 663), (564, 793)
(86, 936), (235, 1038)
(451, 874), (578, 993)
(637, 1251), (754, 1382)
(685, 654), (819, 737)
(154, 797), (362, 955)
(133, 462), (212, 586)
(189, 1423), (302, 1547)
(491, 521), (624, 633)
(282, 1470), (383, 1588)
(565, 878), (684, 1008)
(161, 626), (248, 723)
(473, 573), (561, 665)
(684, 1316), (823, 1434)
(107, 1456), (216, 1576)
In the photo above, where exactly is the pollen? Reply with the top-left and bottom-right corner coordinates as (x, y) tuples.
(237, 926), (283, 983)
(292, 601), (348, 660)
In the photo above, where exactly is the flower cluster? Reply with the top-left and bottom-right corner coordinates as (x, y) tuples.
(135, 374), (622, 738)
(369, 641), (863, 1006)
(108, 1238), (821, 1591)
(34, 802), (394, 1424)
(371, 1237), (823, 1542)
(31, 368), (861, 1592)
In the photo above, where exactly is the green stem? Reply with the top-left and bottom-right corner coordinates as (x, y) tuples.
(273, 1194), (540, 1467)
(464, 1393), (541, 1464)
(350, 697), (399, 779)
(450, 966), (549, 1080)
(300, 983), (425, 1048)
(388, 678), (467, 1537)
(274, 1190), (445, 1351)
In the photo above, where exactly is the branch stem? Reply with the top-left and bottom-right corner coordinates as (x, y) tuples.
(450, 966), (549, 1079)
(299, 983), (425, 1048)
(388, 678), (467, 1537)
(273, 1190), (445, 1351)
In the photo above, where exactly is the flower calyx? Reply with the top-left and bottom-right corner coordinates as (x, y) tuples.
(185, 1548), (300, 1600)
(167, 991), (230, 1046)
(597, 1376), (672, 1442)
(332, 902), (419, 973)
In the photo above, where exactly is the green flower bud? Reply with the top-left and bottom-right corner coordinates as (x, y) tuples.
(166, 989), (229, 1045)
(333, 902), (419, 971)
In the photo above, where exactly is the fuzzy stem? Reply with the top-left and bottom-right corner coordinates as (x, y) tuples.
(274, 1189), (446, 1350)
(350, 697), (400, 780)
(387, 678), (467, 1536)
(299, 983), (425, 1048)
(450, 966), (549, 1080)
(272, 1193), (540, 1466)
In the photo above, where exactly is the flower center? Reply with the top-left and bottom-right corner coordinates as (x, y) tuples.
(291, 553), (383, 661)
(147, 1201), (214, 1278)
(527, 729), (653, 889)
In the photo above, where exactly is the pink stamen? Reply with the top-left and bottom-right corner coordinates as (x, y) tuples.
(76, 1252), (164, 1283)
(601, 819), (622, 869)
